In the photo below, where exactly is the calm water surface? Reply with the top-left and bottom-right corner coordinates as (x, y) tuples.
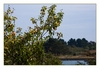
(62, 60), (88, 65)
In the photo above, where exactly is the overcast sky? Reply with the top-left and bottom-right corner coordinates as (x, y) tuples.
(4, 4), (96, 42)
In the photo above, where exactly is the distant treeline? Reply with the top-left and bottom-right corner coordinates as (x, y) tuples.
(43, 38), (96, 55)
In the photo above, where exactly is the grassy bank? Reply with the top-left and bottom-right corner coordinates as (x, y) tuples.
(57, 55), (95, 60)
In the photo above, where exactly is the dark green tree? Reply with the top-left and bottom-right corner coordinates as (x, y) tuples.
(44, 38), (67, 55)
(67, 38), (76, 46)
(76, 38), (82, 47)
(81, 38), (88, 48)
(88, 41), (96, 50)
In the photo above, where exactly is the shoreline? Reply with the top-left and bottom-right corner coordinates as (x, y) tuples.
(57, 55), (95, 60)
(59, 57), (95, 60)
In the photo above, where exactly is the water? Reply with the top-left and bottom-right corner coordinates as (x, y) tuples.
(62, 60), (88, 65)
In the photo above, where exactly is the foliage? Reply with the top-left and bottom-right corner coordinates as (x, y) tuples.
(76, 59), (96, 65)
(67, 38), (96, 50)
(44, 38), (96, 56)
(86, 59), (96, 65)
(4, 4), (64, 65)
(44, 38), (67, 55)
(68, 38), (76, 46)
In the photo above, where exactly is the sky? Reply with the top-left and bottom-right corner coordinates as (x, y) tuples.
(4, 4), (96, 42)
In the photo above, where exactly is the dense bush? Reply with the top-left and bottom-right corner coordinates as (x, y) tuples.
(4, 4), (64, 65)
